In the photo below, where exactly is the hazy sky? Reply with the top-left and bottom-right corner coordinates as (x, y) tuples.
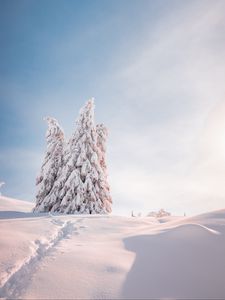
(1, 0), (225, 216)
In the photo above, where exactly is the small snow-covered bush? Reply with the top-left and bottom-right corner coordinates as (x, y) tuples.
(0, 182), (5, 196)
(147, 209), (171, 218)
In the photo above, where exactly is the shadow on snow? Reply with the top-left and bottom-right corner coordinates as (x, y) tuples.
(122, 223), (225, 299)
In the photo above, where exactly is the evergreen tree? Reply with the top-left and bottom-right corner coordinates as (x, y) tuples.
(33, 117), (64, 212)
(96, 124), (112, 213)
(44, 102), (90, 213)
(34, 99), (112, 214)
(57, 99), (104, 213)
(52, 99), (112, 214)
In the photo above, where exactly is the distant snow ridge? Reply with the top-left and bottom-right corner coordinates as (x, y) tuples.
(33, 99), (112, 214)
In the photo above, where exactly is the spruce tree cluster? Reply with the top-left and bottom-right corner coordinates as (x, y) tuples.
(33, 99), (112, 214)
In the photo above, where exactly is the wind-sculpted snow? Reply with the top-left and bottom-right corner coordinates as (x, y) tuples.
(0, 197), (225, 299)
(122, 223), (225, 299)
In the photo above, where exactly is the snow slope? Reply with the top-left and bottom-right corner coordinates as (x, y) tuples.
(0, 196), (33, 212)
(0, 196), (225, 299)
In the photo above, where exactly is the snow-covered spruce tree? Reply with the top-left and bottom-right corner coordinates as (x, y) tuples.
(96, 124), (112, 213)
(43, 103), (90, 213)
(33, 117), (64, 212)
(44, 130), (83, 213)
(49, 99), (112, 214)
(96, 124), (108, 174)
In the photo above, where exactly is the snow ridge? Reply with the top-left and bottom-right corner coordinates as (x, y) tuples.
(0, 218), (75, 299)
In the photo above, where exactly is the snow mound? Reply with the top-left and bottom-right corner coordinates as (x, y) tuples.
(123, 224), (225, 299)
(190, 208), (225, 221)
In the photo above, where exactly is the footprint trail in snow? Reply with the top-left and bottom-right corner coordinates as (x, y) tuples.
(0, 217), (82, 299)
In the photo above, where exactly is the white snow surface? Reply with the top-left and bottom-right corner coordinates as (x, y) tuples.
(0, 196), (225, 299)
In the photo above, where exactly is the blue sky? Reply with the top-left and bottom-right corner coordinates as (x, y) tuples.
(1, 0), (225, 215)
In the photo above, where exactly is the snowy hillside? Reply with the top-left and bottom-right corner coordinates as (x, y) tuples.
(0, 196), (33, 212)
(0, 196), (225, 299)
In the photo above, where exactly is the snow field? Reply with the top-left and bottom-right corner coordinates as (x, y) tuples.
(0, 196), (225, 299)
